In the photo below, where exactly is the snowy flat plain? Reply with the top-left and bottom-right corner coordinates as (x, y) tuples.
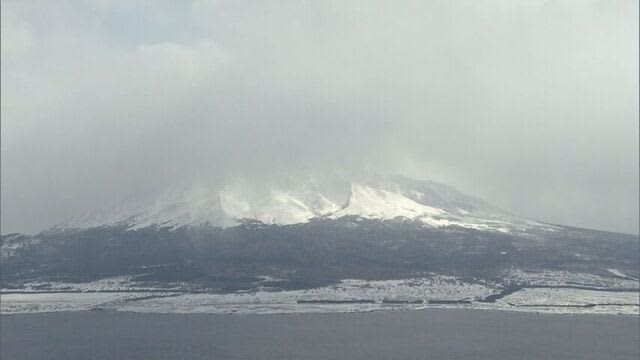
(2, 271), (638, 316)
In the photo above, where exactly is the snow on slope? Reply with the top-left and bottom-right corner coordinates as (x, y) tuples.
(128, 187), (234, 230)
(329, 184), (516, 232)
(62, 184), (342, 230)
(331, 184), (446, 220)
(58, 177), (544, 232)
(220, 190), (339, 225)
(1, 234), (41, 259)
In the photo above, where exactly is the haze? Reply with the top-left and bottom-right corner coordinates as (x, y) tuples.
(1, 0), (638, 234)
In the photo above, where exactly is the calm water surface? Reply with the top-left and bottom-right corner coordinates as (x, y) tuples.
(1, 309), (638, 360)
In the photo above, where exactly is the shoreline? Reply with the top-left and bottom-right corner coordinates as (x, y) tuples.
(3, 303), (639, 317)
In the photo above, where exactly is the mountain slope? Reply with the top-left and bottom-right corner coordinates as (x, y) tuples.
(58, 176), (550, 234)
(2, 176), (637, 293)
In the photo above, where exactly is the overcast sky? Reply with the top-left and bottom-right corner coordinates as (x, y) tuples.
(1, 0), (638, 234)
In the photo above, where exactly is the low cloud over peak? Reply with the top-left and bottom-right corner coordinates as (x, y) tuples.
(1, 0), (638, 234)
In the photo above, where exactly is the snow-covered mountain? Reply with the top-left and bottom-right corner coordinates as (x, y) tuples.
(60, 177), (550, 234)
(3, 176), (637, 298)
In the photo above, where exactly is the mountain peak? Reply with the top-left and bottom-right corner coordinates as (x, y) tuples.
(57, 176), (543, 233)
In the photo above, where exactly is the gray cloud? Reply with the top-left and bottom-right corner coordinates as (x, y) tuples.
(1, 0), (638, 234)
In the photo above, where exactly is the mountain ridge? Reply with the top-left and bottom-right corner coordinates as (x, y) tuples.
(52, 176), (550, 235)
(3, 175), (636, 293)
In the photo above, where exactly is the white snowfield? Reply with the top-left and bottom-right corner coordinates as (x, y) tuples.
(58, 180), (550, 234)
(3, 272), (638, 316)
(498, 288), (639, 307)
(504, 269), (639, 289)
(0, 292), (137, 314)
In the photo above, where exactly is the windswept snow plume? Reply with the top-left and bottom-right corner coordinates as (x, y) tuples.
(220, 188), (339, 225)
(55, 176), (546, 233)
